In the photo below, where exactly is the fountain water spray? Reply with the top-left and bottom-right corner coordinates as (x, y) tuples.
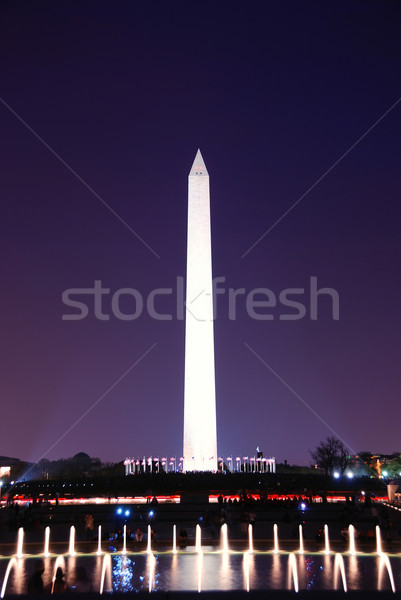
(379, 553), (396, 593)
(172, 524), (177, 554)
(99, 553), (112, 594)
(0, 519), (394, 594)
(273, 523), (279, 554)
(16, 528), (24, 558)
(288, 553), (299, 593)
(122, 524), (127, 555)
(334, 553), (347, 592)
(0, 557), (18, 599)
(221, 523), (229, 554)
(324, 524), (330, 555)
(44, 526), (50, 557)
(376, 525), (383, 555)
(147, 525), (152, 554)
(195, 524), (202, 554)
(97, 525), (102, 555)
(248, 524), (253, 554)
(69, 526), (76, 556)
(348, 525), (356, 555)
(51, 555), (67, 594)
(298, 524), (304, 555)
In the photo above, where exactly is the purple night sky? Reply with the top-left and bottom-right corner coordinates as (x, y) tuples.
(1, 1), (400, 466)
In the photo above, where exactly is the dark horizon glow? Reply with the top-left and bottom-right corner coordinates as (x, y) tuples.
(0, 1), (400, 466)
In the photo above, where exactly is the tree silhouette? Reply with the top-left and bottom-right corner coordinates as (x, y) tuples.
(310, 436), (350, 476)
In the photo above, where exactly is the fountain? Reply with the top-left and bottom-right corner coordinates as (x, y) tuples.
(220, 523), (229, 554)
(16, 529), (23, 559)
(146, 525), (152, 555)
(378, 553), (396, 593)
(0, 558), (18, 599)
(248, 524), (253, 554)
(348, 524), (356, 555)
(195, 524), (202, 554)
(376, 524), (383, 555)
(50, 556), (66, 594)
(288, 553), (299, 593)
(334, 553), (347, 592)
(324, 523), (330, 555)
(99, 553), (112, 594)
(172, 525), (177, 554)
(298, 524), (304, 555)
(68, 526), (76, 557)
(122, 525), (127, 555)
(97, 525), (102, 556)
(0, 521), (399, 594)
(273, 523), (279, 554)
(148, 553), (156, 593)
(44, 527), (50, 558)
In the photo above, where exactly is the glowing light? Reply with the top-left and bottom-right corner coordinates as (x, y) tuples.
(348, 525), (356, 555)
(248, 524), (253, 554)
(288, 553), (299, 592)
(69, 526), (76, 556)
(333, 472), (340, 479)
(334, 553), (347, 591)
(172, 524), (177, 554)
(298, 524), (304, 555)
(16, 528), (24, 558)
(99, 554), (112, 594)
(221, 523), (229, 554)
(44, 526), (50, 557)
(324, 524), (330, 555)
(1, 557), (19, 598)
(97, 525), (102, 555)
(183, 150), (217, 472)
(273, 523), (279, 554)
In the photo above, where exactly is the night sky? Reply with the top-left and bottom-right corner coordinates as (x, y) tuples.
(1, 1), (400, 466)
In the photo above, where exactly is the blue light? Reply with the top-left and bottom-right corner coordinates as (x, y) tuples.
(125, 509), (130, 517)
(300, 502), (306, 510)
(117, 508), (122, 515)
(149, 510), (154, 517)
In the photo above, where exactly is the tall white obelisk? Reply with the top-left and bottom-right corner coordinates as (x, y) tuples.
(183, 150), (217, 472)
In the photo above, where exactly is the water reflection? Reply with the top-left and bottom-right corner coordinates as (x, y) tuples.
(346, 554), (359, 590)
(1, 551), (401, 594)
(270, 553), (284, 589)
(112, 555), (134, 592)
(197, 552), (202, 592)
(378, 554), (396, 593)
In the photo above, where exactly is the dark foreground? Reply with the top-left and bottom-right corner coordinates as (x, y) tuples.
(4, 590), (401, 600)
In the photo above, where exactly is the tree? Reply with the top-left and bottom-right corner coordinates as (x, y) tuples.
(310, 436), (350, 476)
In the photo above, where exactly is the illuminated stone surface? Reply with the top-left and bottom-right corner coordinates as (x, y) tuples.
(183, 150), (217, 472)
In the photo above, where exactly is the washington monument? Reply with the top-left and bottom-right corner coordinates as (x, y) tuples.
(183, 150), (218, 472)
